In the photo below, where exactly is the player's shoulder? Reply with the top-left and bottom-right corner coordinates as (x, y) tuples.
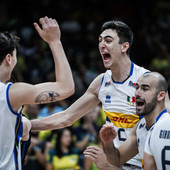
(149, 113), (170, 141)
(132, 63), (150, 78)
(99, 70), (111, 82)
(155, 113), (170, 129)
(88, 73), (105, 92)
(92, 72), (105, 83)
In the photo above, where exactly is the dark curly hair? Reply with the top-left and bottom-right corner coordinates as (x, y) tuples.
(0, 32), (20, 64)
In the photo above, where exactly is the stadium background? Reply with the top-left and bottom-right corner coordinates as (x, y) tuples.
(0, 0), (169, 98)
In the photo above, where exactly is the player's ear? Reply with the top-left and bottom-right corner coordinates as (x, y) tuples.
(157, 91), (166, 102)
(121, 42), (129, 53)
(5, 54), (12, 65)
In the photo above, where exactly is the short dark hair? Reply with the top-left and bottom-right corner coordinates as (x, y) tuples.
(143, 72), (168, 93)
(0, 32), (20, 64)
(154, 73), (168, 93)
(101, 20), (134, 55)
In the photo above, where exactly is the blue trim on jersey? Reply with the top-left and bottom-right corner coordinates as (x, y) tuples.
(155, 109), (167, 123)
(21, 142), (26, 161)
(106, 116), (111, 122)
(146, 109), (167, 131)
(144, 71), (150, 74)
(112, 62), (134, 84)
(13, 114), (23, 170)
(129, 62), (134, 77)
(139, 116), (143, 119)
(13, 148), (18, 170)
(101, 75), (104, 85)
(112, 80), (124, 84)
(148, 109), (167, 146)
(6, 83), (20, 116)
(98, 75), (105, 97)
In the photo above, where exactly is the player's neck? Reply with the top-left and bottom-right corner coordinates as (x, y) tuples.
(145, 106), (166, 129)
(110, 58), (131, 82)
(0, 65), (9, 83)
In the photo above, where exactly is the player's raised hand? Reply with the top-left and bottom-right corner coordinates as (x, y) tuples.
(33, 16), (61, 44)
(99, 123), (117, 144)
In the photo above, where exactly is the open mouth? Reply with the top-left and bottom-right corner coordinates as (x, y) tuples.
(136, 101), (144, 106)
(136, 99), (145, 110)
(103, 53), (111, 62)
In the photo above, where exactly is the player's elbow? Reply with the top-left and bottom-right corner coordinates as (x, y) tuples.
(22, 116), (32, 140)
(23, 116), (32, 133)
(63, 83), (75, 98)
(67, 84), (75, 96)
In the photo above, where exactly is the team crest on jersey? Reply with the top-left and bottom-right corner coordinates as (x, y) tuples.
(128, 81), (136, 88)
(105, 95), (111, 103)
(105, 80), (111, 87)
(127, 96), (136, 106)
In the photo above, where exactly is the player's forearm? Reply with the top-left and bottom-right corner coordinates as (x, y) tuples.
(49, 41), (74, 94)
(103, 142), (121, 167)
(30, 111), (72, 131)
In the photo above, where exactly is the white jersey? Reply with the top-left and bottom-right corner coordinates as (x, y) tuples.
(98, 62), (149, 167)
(136, 118), (153, 169)
(0, 82), (23, 170)
(144, 110), (170, 170)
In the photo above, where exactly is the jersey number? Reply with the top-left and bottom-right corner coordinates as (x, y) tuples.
(118, 128), (126, 141)
(162, 146), (170, 170)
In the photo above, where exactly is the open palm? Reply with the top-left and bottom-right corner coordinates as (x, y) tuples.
(99, 123), (117, 144)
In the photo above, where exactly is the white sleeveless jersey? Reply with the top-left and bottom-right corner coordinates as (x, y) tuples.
(144, 111), (170, 170)
(0, 82), (23, 170)
(98, 62), (149, 167)
(136, 110), (168, 169)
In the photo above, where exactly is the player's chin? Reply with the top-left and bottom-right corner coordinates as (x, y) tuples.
(103, 63), (111, 69)
(136, 108), (144, 116)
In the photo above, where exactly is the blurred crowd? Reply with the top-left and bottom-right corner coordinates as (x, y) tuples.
(0, 0), (170, 169)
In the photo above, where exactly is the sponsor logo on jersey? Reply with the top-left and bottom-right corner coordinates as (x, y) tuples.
(139, 123), (145, 129)
(104, 111), (140, 128)
(105, 80), (111, 87)
(105, 95), (111, 103)
(110, 116), (132, 123)
(128, 81), (136, 88)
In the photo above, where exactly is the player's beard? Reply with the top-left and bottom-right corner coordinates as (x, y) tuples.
(137, 93), (157, 117)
